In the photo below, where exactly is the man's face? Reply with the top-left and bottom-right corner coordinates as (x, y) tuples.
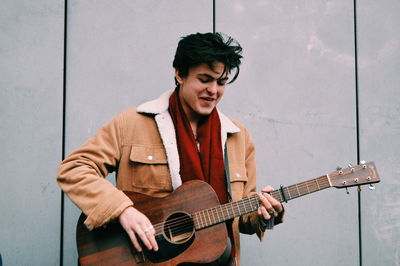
(176, 62), (228, 123)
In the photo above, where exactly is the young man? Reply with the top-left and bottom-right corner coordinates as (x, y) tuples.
(57, 32), (284, 265)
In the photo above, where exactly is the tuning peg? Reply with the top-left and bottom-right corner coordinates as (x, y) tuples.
(336, 166), (342, 171)
(348, 163), (353, 168)
(360, 160), (366, 164)
(369, 184), (375, 190)
(346, 188), (349, 195)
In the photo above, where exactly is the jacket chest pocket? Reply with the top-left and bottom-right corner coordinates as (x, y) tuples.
(229, 164), (248, 201)
(129, 145), (172, 192)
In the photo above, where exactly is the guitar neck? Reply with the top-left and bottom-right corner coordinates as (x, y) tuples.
(193, 175), (331, 230)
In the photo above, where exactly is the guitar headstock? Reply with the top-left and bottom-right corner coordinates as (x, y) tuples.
(328, 161), (380, 188)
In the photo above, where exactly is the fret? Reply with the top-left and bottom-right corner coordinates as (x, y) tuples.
(225, 204), (231, 219)
(209, 208), (214, 225)
(211, 208), (216, 224)
(310, 179), (318, 192)
(245, 198), (252, 212)
(274, 189), (284, 203)
(253, 196), (260, 210)
(288, 186), (298, 199)
(202, 210), (207, 227)
(315, 178), (320, 190)
(218, 206), (224, 223)
(228, 203), (234, 218)
(217, 206), (224, 223)
(305, 181), (311, 193)
(249, 197), (254, 211)
(206, 209), (211, 226)
(286, 186), (292, 199)
(196, 212), (201, 228)
(193, 214), (198, 229)
(240, 200), (245, 214)
(199, 211), (204, 228)
(217, 206), (222, 224)
(295, 183), (301, 196)
(244, 198), (250, 213)
(211, 208), (216, 225)
(230, 202), (235, 218)
(223, 204), (228, 220)
(270, 191), (280, 202)
(297, 181), (307, 195)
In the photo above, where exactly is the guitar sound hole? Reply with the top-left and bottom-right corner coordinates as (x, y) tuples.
(163, 212), (194, 244)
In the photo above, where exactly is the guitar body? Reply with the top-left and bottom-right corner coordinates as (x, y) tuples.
(77, 180), (228, 265)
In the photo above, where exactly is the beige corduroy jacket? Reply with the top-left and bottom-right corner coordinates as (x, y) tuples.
(57, 90), (281, 264)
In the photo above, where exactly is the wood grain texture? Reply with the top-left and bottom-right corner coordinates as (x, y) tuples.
(77, 180), (228, 265)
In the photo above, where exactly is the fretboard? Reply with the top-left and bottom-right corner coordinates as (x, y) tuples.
(192, 175), (331, 230)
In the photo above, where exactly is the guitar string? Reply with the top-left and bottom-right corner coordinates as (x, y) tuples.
(152, 181), (330, 236)
(151, 196), (256, 233)
(284, 177), (330, 199)
(150, 196), (260, 236)
(150, 178), (330, 237)
(155, 177), (328, 233)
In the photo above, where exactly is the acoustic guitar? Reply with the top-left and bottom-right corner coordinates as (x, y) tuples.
(76, 161), (380, 265)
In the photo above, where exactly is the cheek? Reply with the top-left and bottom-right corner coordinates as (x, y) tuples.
(217, 87), (225, 98)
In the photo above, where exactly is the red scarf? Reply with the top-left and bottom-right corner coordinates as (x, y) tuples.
(168, 88), (236, 264)
(168, 88), (228, 205)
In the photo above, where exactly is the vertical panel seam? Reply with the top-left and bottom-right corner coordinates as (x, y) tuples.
(353, 0), (362, 265)
(213, 0), (216, 33)
(60, 0), (68, 265)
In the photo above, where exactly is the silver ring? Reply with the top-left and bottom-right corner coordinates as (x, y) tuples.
(268, 210), (276, 215)
(144, 226), (154, 233)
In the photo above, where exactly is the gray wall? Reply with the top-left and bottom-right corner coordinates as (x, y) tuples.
(1, 1), (398, 265)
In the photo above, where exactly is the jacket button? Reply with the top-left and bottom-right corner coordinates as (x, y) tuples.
(147, 155), (153, 160)
(236, 173), (241, 178)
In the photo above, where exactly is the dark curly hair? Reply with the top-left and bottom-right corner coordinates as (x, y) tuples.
(172, 32), (243, 86)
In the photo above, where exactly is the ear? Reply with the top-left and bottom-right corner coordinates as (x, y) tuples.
(175, 69), (183, 84)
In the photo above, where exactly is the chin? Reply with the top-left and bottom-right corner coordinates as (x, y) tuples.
(197, 107), (214, 115)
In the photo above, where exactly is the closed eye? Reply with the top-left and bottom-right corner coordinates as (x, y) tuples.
(199, 78), (212, 83)
(197, 74), (228, 85)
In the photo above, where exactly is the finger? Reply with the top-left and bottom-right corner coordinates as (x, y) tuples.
(261, 185), (274, 193)
(262, 193), (283, 213)
(126, 229), (142, 252)
(259, 206), (271, 220)
(136, 228), (153, 251)
(258, 193), (273, 211)
(146, 228), (159, 251)
(258, 193), (281, 219)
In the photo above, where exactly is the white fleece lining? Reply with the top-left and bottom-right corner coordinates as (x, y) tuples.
(154, 111), (182, 189)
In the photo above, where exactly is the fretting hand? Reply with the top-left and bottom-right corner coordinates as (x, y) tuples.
(257, 186), (284, 220)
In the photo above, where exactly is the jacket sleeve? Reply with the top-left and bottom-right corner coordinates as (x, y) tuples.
(56, 113), (133, 230)
(237, 127), (266, 240)
(238, 127), (284, 240)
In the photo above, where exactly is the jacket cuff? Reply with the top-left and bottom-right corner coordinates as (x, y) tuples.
(83, 189), (133, 230)
(260, 216), (275, 230)
(274, 205), (285, 225)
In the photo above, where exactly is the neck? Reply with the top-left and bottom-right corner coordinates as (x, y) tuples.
(190, 121), (198, 139)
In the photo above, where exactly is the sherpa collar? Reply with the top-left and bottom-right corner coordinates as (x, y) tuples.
(137, 90), (240, 134)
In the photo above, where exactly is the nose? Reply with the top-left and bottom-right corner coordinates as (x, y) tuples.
(207, 81), (218, 94)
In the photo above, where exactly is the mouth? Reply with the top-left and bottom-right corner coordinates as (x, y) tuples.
(200, 97), (216, 102)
